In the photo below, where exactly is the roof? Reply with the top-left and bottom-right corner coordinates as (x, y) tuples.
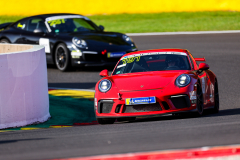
(27, 13), (83, 19)
(124, 49), (189, 57)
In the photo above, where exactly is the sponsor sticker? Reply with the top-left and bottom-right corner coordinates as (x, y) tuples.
(189, 91), (197, 100)
(107, 52), (126, 58)
(125, 97), (156, 105)
(39, 38), (50, 53)
(120, 52), (187, 60)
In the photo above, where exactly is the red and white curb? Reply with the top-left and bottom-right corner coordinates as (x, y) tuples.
(55, 145), (240, 160)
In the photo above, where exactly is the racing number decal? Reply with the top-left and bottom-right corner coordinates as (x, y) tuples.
(122, 56), (140, 64)
(39, 38), (50, 53)
(48, 19), (65, 26)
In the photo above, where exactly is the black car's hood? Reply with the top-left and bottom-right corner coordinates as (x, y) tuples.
(67, 31), (129, 46)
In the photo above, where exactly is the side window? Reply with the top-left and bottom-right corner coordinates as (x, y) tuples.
(188, 52), (198, 70)
(188, 55), (194, 69)
(14, 19), (28, 30)
(27, 18), (47, 32)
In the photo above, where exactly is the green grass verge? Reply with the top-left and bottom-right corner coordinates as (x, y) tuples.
(6, 95), (96, 130)
(1, 11), (240, 33)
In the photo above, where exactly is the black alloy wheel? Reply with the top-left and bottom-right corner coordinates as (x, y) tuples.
(196, 83), (204, 116)
(55, 43), (71, 71)
(97, 118), (116, 124)
(212, 81), (220, 113)
(0, 39), (10, 43)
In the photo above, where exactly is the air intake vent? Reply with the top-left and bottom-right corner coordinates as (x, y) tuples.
(170, 96), (190, 109)
(122, 103), (162, 113)
(98, 101), (114, 113)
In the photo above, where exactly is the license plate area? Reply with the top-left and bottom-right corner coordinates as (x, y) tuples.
(107, 52), (126, 58)
(125, 97), (156, 105)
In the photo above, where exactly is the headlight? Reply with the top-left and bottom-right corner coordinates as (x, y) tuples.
(72, 37), (87, 48)
(176, 74), (191, 87)
(122, 35), (133, 43)
(98, 79), (112, 92)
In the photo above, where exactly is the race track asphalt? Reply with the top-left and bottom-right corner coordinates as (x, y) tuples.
(1, 33), (240, 160)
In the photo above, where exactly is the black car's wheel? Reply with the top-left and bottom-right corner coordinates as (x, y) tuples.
(55, 43), (71, 71)
(195, 83), (204, 116)
(97, 118), (115, 124)
(212, 81), (219, 113)
(0, 39), (10, 43)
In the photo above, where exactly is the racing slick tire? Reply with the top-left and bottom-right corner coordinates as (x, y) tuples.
(55, 43), (71, 71)
(195, 83), (204, 116)
(212, 81), (220, 113)
(0, 38), (10, 43)
(97, 118), (116, 124)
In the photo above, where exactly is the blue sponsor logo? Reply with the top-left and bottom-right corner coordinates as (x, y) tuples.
(126, 97), (156, 105)
(108, 52), (126, 58)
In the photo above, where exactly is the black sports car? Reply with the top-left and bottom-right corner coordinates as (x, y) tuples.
(0, 13), (138, 71)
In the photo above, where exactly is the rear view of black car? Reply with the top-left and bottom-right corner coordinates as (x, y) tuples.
(0, 14), (137, 71)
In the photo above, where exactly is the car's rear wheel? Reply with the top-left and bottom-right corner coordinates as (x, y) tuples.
(212, 81), (219, 113)
(195, 83), (204, 116)
(97, 118), (115, 124)
(0, 39), (10, 43)
(55, 43), (71, 71)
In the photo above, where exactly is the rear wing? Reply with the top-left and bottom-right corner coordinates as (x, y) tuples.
(0, 22), (12, 30)
(194, 57), (206, 61)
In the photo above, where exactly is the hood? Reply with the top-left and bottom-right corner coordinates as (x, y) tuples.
(68, 32), (129, 46)
(111, 71), (185, 91)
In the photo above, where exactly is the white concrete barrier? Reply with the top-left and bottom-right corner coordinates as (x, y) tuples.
(0, 44), (50, 129)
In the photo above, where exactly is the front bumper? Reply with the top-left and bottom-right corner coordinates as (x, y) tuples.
(95, 85), (197, 118)
(70, 49), (137, 67)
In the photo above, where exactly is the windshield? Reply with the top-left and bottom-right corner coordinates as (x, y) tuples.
(46, 16), (100, 33)
(112, 52), (191, 75)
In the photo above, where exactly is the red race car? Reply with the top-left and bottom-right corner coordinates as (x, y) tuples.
(94, 49), (219, 124)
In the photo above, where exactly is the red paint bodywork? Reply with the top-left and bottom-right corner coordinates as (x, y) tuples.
(95, 49), (217, 118)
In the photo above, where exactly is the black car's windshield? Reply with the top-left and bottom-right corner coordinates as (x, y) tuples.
(112, 52), (191, 75)
(46, 16), (100, 33)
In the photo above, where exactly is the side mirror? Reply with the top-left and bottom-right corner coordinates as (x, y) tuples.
(99, 25), (104, 31)
(33, 29), (44, 34)
(99, 69), (109, 77)
(198, 63), (209, 70)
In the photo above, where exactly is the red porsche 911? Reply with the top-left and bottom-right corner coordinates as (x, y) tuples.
(94, 49), (219, 124)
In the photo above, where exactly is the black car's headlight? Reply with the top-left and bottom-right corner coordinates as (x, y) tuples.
(176, 74), (191, 87)
(72, 37), (87, 48)
(98, 79), (112, 92)
(122, 35), (133, 43)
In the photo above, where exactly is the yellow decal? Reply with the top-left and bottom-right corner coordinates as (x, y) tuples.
(107, 52), (111, 58)
(122, 56), (140, 64)
(48, 19), (65, 26)
(17, 23), (23, 28)
(125, 98), (130, 105)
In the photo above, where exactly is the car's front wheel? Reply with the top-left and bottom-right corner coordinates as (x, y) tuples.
(97, 118), (115, 124)
(212, 81), (219, 113)
(195, 83), (204, 116)
(55, 43), (71, 71)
